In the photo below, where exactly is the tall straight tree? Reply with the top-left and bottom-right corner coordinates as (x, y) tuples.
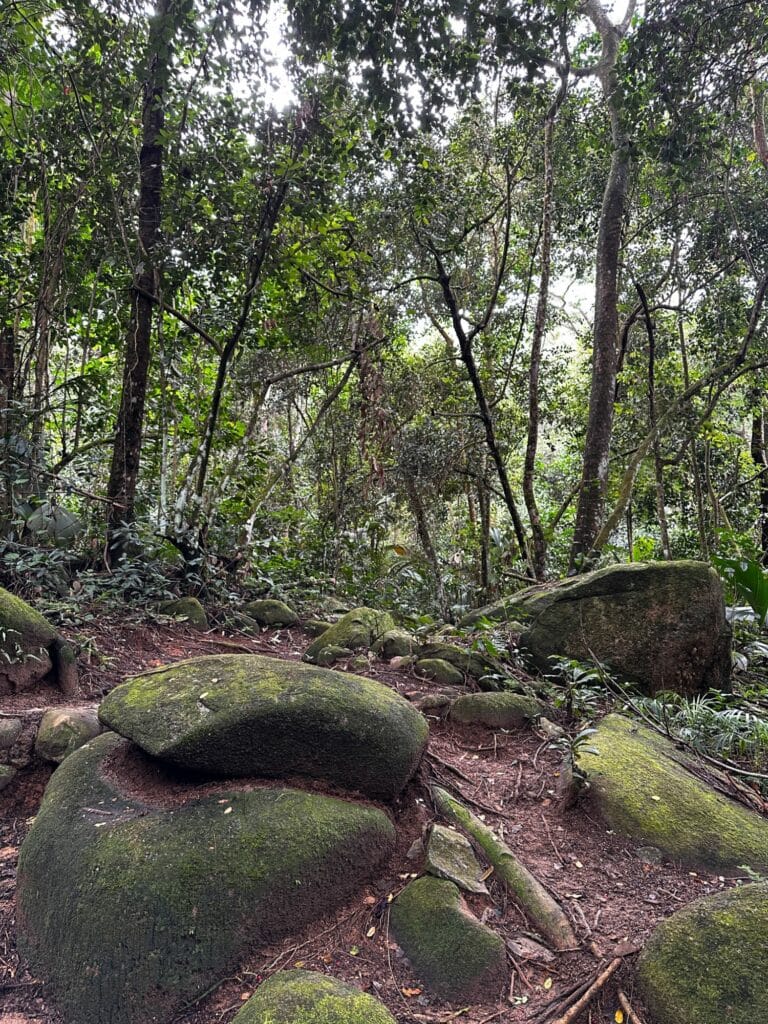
(105, 0), (177, 559)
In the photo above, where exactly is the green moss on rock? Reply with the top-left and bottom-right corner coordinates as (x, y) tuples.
(415, 642), (498, 684)
(450, 692), (543, 728)
(0, 764), (16, 791)
(17, 734), (396, 1024)
(415, 658), (464, 686)
(304, 608), (395, 663)
(637, 882), (768, 1024)
(372, 629), (414, 660)
(243, 600), (299, 628)
(35, 707), (102, 764)
(0, 586), (78, 695)
(578, 715), (768, 873)
(464, 562), (731, 696)
(233, 970), (396, 1024)
(158, 597), (208, 630)
(99, 654), (428, 800)
(390, 876), (507, 1002)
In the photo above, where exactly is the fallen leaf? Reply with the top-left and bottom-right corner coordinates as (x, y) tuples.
(615, 1011), (624, 1023)
(349, 945), (359, 956)
(366, 926), (376, 938)
(543, 977), (553, 990)
(402, 987), (422, 997)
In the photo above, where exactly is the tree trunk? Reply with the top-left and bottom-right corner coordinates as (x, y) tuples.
(751, 412), (768, 564)
(569, 1), (634, 569)
(106, 0), (173, 560)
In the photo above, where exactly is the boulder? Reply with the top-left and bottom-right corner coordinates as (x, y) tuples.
(243, 599), (299, 628)
(578, 715), (768, 874)
(0, 586), (77, 695)
(0, 764), (16, 791)
(372, 628), (415, 659)
(314, 645), (353, 666)
(304, 618), (334, 637)
(425, 824), (488, 895)
(233, 970), (396, 1024)
(17, 733), (396, 1024)
(637, 882), (768, 1024)
(304, 608), (395, 664)
(450, 692), (543, 729)
(390, 876), (507, 1002)
(0, 717), (23, 749)
(461, 561), (730, 696)
(99, 654), (427, 800)
(158, 597), (208, 630)
(415, 658), (464, 686)
(416, 642), (499, 684)
(34, 707), (102, 764)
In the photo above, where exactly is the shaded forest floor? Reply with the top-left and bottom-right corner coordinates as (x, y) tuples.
(0, 617), (743, 1024)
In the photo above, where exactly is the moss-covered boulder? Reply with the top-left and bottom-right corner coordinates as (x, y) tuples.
(304, 608), (395, 664)
(0, 717), (22, 749)
(17, 733), (396, 1024)
(35, 707), (102, 763)
(415, 658), (464, 686)
(415, 642), (499, 684)
(0, 586), (77, 695)
(462, 562), (730, 696)
(450, 692), (543, 728)
(304, 618), (334, 637)
(314, 644), (353, 666)
(372, 628), (414, 660)
(390, 876), (507, 1002)
(243, 599), (299, 628)
(578, 715), (768, 874)
(158, 597), (208, 630)
(99, 654), (427, 800)
(233, 970), (396, 1024)
(637, 883), (768, 1024)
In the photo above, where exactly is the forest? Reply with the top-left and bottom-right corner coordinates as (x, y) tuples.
(2, 3), (768, 1024)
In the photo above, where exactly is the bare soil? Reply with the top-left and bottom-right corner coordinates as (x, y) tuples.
(0, 616), (748, 1024)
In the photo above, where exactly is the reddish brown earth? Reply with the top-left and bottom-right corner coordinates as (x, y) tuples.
(0, 616), (748, 1024)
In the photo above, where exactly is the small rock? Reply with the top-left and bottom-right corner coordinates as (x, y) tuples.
(35, 707), (102, 764)
(0, 764), (17, 792)
(232, 969), (397, 1023)
(415, 658), (464, 686)
(350, 654), (370, 672)
(158, 597), (208, 630)
(304, 618), (334, 637)
(538, 717), (565, 740)
(636, 846), (664, 865)
(372, 628), (414, 659)
(414, 693), (455, 714)
(450, 692), (543, 728)
(242, 599), (298, 628)
(390, 875), (507, 1002)
(425, 824), (488, 894)
(315, 645), (353, 667)
(0, 717), (23, 749)
(416, 641), (498, 683)
(506, 935), (556, 963)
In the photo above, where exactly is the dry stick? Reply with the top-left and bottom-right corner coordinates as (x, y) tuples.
(427, 749), (475, 785)
(431, 786), (577, 951)
(618, 989), (648, 1024)
(548, 957), (622, 1024)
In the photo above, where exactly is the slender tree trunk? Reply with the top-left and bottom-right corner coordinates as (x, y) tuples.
(106, 0), (173, 559)
(403, 472), (449, 619)
(569, 0), (635, 569)
(751, 412), (768, 564)
(0, 324), (15, 527)
(637, 283), (671, 558)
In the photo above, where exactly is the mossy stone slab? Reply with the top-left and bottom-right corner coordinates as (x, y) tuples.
(158, 597), (208, 630)
(0, 585), (77, 695)
(390, 876), (507, 1002)
(450, 692), (543, 728)
(425, 825), (488, 894)
(304, 608), (395, 663)
(578, 714), (768, 874)
(462, 561), (730, 696)
(99, 654), (427, 800)
(243, 599), (299, 628)
(637, 882), (768, 1024)
(415, 642), (498, 683)
(17, 733), (396, 1024)
(233, 970), (396, 1024)
(35, 706), (102, 763)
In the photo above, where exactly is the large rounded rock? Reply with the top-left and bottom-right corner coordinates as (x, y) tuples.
(99, 654), (427, 800)
(450, 692), (543, 728)
(233, 970), (396, 1023)
(461, 561), (731, 696)
(0, 586), (77, 695)
(35, 706), (102, 763)
(243, 599), (299, 628)
(304, 607), (395, 664)
(390, 876), (507, 1002)
(17, 733), (396, 1024)
(637, 882), (768, 1024)
(578, 715), (768, 874)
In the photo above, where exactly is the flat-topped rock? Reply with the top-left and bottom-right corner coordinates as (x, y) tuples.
(17, 733), (396, 1024)
(461, 561), (731, 695)
(99, 654), (427, 800)
(578, 715), (768, 874)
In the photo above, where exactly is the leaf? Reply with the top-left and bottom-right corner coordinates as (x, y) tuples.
(366, 926), (376, 938)
(402, 987), (422, 997)
(615, 1011), (624, 1023)
(349, 945), (359, 956)
(543, 977), (553, 990)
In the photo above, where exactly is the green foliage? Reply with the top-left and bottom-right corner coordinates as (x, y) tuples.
(713, 556), (768, 626)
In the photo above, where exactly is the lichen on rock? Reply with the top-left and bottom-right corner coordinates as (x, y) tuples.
(99, 653), (428, 800)
(578, 714), (768, 874)
(637, 882), (768, 1024)
(450, 692), (543, 728)
(0, 585), (77, 695)
(232, 970), (396, 1024)
(35, 706), (102, 763)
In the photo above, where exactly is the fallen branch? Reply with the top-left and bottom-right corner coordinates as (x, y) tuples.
(618, 989), (648, 1024)
(431, 785), (578, 951)
(543, 957), (622, 1024)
